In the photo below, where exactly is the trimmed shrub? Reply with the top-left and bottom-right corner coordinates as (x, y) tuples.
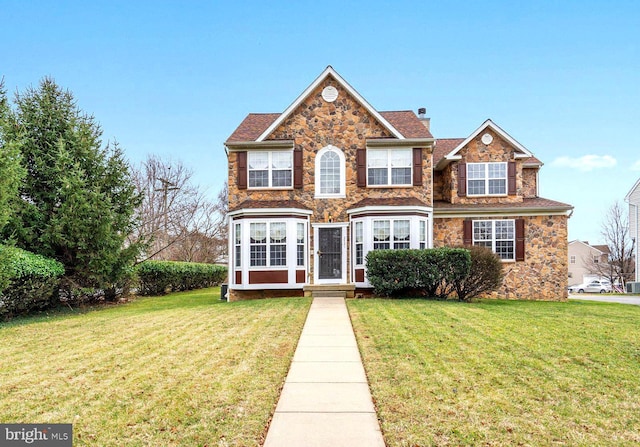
(0, 245), (65, 318)
(453, 245), (504, 301)
(135, 261), (227, 296)
(366, 248), (471, 298)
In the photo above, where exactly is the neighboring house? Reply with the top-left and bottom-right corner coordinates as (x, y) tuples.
(225, 66), (573, 301)
(625, 178), (640, 283)
(568, 240), (611, 286)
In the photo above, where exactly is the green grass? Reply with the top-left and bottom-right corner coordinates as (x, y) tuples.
(0, 289), (311, 446)
(348, 299), (640, 447)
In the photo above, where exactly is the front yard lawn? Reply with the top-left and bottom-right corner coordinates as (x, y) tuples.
(0, 289), (311, 446)
(348, 299), (640, 446)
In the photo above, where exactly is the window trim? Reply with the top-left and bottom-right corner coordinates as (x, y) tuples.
(467, 162), (508, 197)
(315, 145), (346, 198)
(366, 148), (413, 187)
(247, 150), (294, 189)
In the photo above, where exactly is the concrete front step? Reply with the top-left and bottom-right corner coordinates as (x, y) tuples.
(303, 284), (355, 298)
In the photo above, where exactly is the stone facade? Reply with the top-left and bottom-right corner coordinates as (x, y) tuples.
(226, 67), (572, 302)
(228, 76), (433, 220)
(522, 168), (538, 198)
(433, 215), (569, 300)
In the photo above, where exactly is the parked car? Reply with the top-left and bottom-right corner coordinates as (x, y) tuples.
(568, 280), (612, 294)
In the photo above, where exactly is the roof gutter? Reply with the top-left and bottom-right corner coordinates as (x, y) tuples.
(225, 140), (295, 151)
(433, 205), (574, 218)
(367, 137), (435, 148)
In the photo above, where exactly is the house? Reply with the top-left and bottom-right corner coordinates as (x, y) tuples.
(225, 66), (573, 301)
(568, 240), (611, 286)
(625, 179), (640, 283)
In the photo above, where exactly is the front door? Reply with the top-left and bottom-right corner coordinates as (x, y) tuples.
(318, 227), (342, 280)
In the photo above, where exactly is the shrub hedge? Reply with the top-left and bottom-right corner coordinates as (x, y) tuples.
(0, 245), (65, 318)
(366, 248), (471, 298)
(453, 245), (504, 301)
(135, 261), (227, 296)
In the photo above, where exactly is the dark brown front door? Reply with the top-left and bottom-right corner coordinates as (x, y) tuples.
(318, 228), (342, 279)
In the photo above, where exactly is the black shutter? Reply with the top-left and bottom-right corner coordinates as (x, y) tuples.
(508, 161), (516, 195)
(237, 151), (247, 190)
(463, 220), (472, 246)
(457, 163), (467, 197)
(412, 148), (423, 186)
(515, 218), (525, 261)
(357, 149), (366, 187)
(294, 148), (303, 189)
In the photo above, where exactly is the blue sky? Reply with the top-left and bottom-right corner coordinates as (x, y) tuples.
(2, 0), (639, 244)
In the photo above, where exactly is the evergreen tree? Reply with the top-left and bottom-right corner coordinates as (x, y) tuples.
(2, 78), (143, 298)
(0, 80), (25, 231)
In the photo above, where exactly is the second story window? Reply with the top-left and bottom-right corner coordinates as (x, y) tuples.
(248, 151), (293, 188)
(315, 146), (346, 197)
(367, 149), (412, 186)
(468, 162), (507, 196)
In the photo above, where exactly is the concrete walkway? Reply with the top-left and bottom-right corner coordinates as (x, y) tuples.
(263, 297), (385, 447)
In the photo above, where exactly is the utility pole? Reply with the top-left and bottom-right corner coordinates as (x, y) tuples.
(154, 170), (179, 234)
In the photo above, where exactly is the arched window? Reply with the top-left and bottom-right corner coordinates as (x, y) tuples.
(315, 145), (345, 198)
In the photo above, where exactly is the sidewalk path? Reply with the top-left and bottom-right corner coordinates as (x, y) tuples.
(263, 296), (385, 447)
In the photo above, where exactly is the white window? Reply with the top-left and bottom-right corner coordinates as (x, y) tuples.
(373, 219), (411, 250)
(468, 162), (507, 196)
(473, 220), (515, 260)
(249, 222), (287, 267)
(315, 146), (345, 197)
(355, 221), (364, 265)
(248, 151), (293, 188)
(297, 223), (305, 267)
(373, 220), (390, 249)
(367, 149), (412, 186)
(419, 221), (427, 249)
(234, 223), (241, 268)
(393, 220), (410, 249)
(593, 255), (599, 264)
(570, 255), (576, 264)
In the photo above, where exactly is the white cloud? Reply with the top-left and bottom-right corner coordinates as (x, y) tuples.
(631, 160), (640, 171)
(551, 155), (617, 171)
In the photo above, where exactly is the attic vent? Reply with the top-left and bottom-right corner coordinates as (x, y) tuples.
(322, 86), (338, 102)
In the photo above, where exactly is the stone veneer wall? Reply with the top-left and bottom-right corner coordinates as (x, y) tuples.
(433, 214), (569, 301)
(522, 168), (538, 198)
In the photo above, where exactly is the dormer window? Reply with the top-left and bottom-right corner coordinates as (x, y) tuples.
(248, 151), (293, 189)
(468, 162), (507, 196)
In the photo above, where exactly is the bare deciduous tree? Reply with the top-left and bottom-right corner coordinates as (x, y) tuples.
(129, 155), (228, 263)
(587, 201), (635, 287)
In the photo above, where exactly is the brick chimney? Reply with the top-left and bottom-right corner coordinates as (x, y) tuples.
(417, 107), (430, 131)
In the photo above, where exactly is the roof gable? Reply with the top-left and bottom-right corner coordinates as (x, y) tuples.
(256, 66), (406, 141)
(625, 177), (640, 202)
(435, 119), (534, 169)
(568, 240), (609, 255)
